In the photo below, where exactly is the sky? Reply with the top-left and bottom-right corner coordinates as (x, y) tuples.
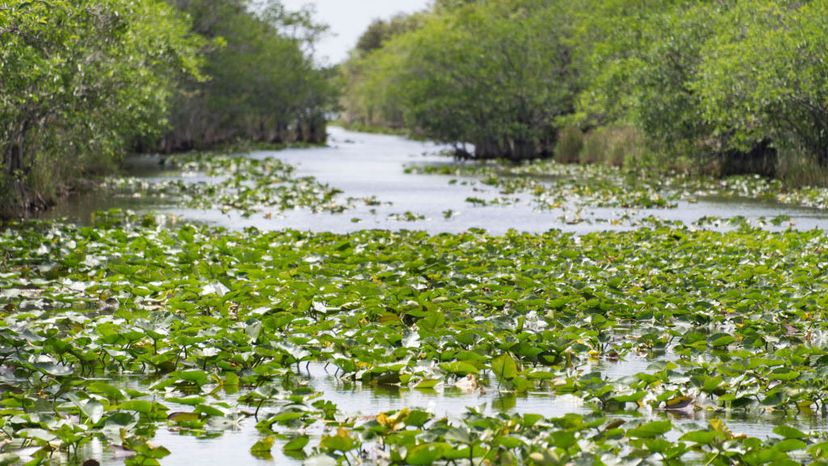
(281, 0), (431, 64)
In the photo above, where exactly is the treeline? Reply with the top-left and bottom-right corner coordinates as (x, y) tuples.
(0, 0), (335, 217)
(341, 0), (828, 179)
(162, 0), (335, 151)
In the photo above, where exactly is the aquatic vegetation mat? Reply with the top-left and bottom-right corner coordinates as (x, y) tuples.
(2, 217), (828, 464)
(406, 160), (828, 212)
(101, 152), (375, 217)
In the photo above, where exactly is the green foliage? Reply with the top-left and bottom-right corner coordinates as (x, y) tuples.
(354, 14), (422, 55)
(342, 0), (577, 160)
(566, 0), (676, 126)
(344, 0), (828, 177)
(165, 0), (337, 150)
(574, 0), (828, 172)
(572, 1), (722, 157)
(340, 39), (411, 130)
(0, 0), (338, 219)
(3, 217), (828, 462)
(340, 12), (425, 130)
(0, 0), (203, 216)
(693, 1), (828, 164)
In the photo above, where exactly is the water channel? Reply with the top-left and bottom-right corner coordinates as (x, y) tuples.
(32, 127), (828, 465)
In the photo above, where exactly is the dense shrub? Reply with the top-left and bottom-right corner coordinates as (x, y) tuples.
(0, 0), (202, 216)
(554, 127), (584, 164)
(164, 0), (338, 151)
(342, 0), (577, 161)
(343, 0), (828, 179)
(0, 0), (337, 217)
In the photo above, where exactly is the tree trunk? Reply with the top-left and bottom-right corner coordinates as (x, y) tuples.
(474, 140), (500, 159)
(295, 119), (304, 143)
(5, 119), (28, 176)
(307, 113), (327, 144)
(509, 138), (536, 161)
(2, 121), (33, 217)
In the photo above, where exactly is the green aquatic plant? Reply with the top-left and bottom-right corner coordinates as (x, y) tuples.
(3, 216), (828, 462)
(100, 152), (367, 217)
(407, 159), (828, 212)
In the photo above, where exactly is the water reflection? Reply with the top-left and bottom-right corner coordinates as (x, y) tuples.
(62, 359), (824, 466)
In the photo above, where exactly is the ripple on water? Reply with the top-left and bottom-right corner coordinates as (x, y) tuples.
(59, 359), (823, 466)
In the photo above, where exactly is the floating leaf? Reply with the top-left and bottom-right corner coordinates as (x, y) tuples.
(250, 436), (275, 458)
(628, 420), (672, 439)
(283, 435), (309, 452)
(491, 353), (519, 383)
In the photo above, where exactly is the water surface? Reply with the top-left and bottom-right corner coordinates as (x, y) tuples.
(44, 127), (828, 234)
(33, 128), (828, 465)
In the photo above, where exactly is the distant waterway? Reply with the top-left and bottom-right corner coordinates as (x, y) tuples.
(44, 126), (828, 234)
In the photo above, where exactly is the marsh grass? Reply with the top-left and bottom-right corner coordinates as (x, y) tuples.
(553, 126), (828, 185)
(554, 126), (583, 164)
(555, 126), (667, 171)
(776, 147), (828, 188)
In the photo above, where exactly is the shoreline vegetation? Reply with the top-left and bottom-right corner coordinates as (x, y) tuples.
(6, 1), (828, 219)
(340, 0), (828, 185)
(0, 0), (336, 219)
